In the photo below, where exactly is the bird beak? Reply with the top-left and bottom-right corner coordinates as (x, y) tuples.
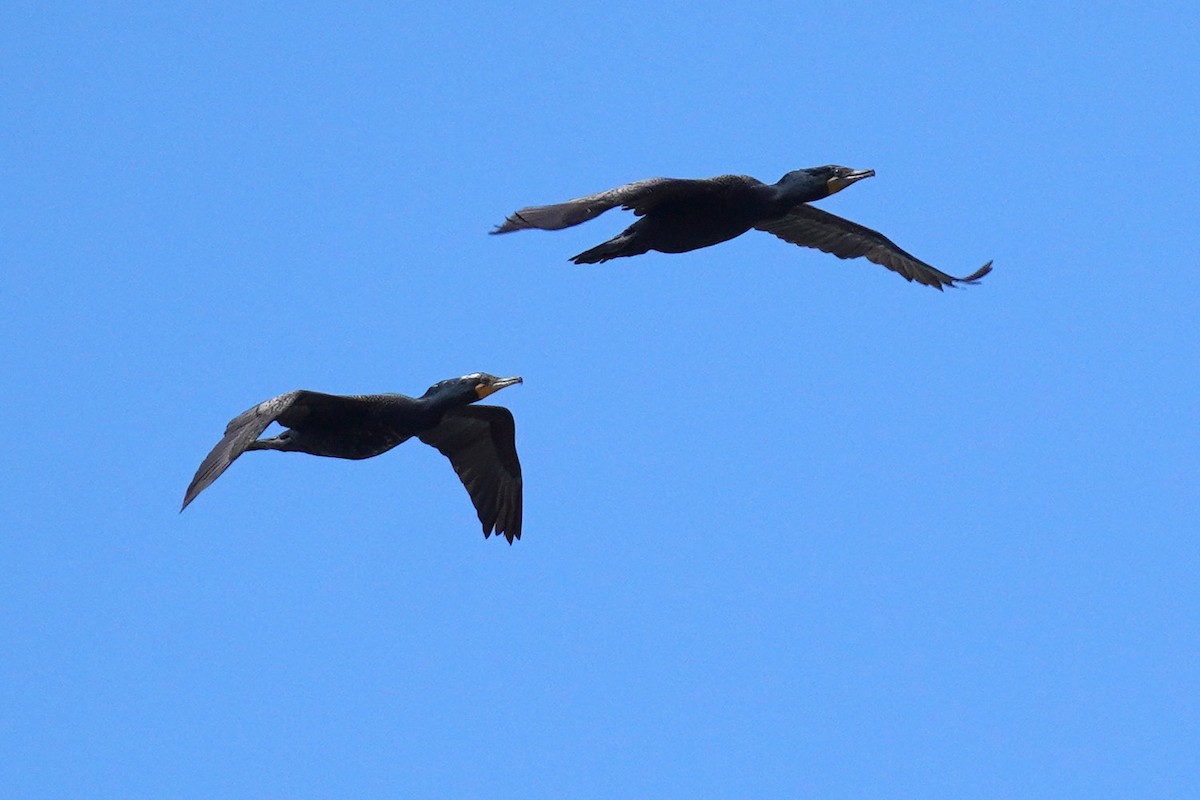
(827, 168), (875, 194)
(476, 376), (523, 399)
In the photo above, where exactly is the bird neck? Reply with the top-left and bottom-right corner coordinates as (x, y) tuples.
(769, 179), (827, 209)
(413, 392), (463, 426)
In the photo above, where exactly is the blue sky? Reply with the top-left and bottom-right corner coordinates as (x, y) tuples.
(2, 2), (1197, 797)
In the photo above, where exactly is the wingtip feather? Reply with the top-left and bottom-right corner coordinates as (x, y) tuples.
(938, 260), (993, 290)
(491, 211), (532, 235)
(963, 260), (994, 283)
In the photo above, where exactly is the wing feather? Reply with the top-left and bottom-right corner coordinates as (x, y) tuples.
(756, 204), (992, 289)
(491, 177), (718, 233)
(418, 405), (523, 543)
(181, 391), (303, 510)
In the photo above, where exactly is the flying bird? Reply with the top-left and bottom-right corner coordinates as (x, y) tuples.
(181, 373), (525, 543)
(492, 165), (991, 289)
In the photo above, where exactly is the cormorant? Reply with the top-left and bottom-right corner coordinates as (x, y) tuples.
(492, 165), (991, 289)
(181, 373), (524, 543)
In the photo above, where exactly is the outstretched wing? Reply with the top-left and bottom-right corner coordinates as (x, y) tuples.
(181, 390), (304, 511)
(755, 204), (992, 290)
(418, 405), (523, 543)
(491, 177), (716, 233)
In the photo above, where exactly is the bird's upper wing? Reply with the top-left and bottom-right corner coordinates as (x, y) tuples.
(491, 177), (717, 233)
(418, 405), (523, 543)
(755, 204), (992, 290)
(181, 390), (305, 510)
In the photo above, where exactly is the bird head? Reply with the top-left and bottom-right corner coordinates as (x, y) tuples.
(423, 373), (524, 405)
(779, 165), (875, 199)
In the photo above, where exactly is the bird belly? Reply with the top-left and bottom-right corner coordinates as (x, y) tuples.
(286, 428), (411, 460)
(640, 196), (758, 254)
(645, 216), (753, 253)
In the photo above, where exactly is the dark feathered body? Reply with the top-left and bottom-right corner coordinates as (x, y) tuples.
(493, 166), (992, 289)
(182, 374), (524, 542)
(574, 175), (785, 262)
(246, 392), (434, 460)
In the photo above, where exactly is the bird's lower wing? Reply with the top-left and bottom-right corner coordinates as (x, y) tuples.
(491, 177), (709, 233)
(180, 391), (302, 510)
(755, 205), (992, 290)
(418, 405), (523, 543)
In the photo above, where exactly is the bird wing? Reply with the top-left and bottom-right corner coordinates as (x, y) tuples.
(181, 390), (305, 511)
(418, 405), (523, 543)
(181, 389), (383, 510)
(755, 204), (992, 290)
(491, 177), (717, 233)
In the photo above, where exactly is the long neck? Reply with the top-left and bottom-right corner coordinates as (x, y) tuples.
(770, 176), (827, 209)
(413, 390), (467, 427)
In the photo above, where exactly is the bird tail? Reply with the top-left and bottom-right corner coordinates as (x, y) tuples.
(571, 232), (646, 264)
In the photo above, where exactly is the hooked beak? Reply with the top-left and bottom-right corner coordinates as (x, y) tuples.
(827, 168), (875, 194)
(476, 375), (523, 399)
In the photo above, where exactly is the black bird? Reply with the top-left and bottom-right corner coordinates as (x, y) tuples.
(181, 373), (525, 543)
(492, 166), (991, 289)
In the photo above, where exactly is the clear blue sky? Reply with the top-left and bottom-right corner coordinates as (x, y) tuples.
(3, 2), (1197, 797)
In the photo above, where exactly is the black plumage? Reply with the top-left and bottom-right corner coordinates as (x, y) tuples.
(181, 373), (524, 543)
(493, 166), (991, 289)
